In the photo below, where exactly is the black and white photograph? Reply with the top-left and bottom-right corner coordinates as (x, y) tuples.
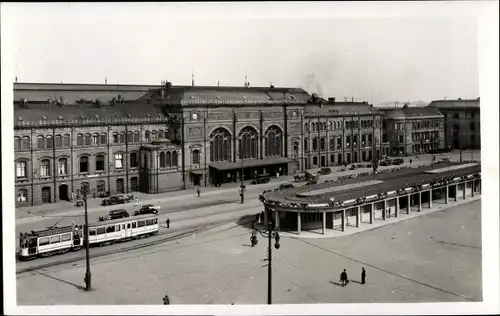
(2, 2), (499, 315)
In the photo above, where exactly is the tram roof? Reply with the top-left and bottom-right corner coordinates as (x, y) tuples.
(88, 214), (158, 227)
(22, 225), (74, 238)
(262, 162), (481, 206)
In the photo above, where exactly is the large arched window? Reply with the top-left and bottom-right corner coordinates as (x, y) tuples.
(320, 138), (326, 151)
(265, 126), (282, 157)
(292, 141), (299, 156)
(79, 156), (89, 173)
(166, 151), (172, 167)
(239, 126), (258, 159)
(172, 151), (178, 167)
(210, 128), (231, 162)
(40, 159), (51, 177)
(305, 123), (309, 132)
(22, 136), (31, 150)
(58, 158), (68, 175)
(130, 152), (138, 168)
(84, 133), (91, 146)
(14, 137), (21, 151)
(95, 155), (105, 172)
(159, 152), (165, 168)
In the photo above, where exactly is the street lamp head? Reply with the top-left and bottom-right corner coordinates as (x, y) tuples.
(274, 232), (280, 243)
(274, 241), (280, 249)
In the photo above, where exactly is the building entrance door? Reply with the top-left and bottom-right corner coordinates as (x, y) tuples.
(41, 187), (51, 204)
(59, 184), (69, 201)
(116, 178), (125, 193)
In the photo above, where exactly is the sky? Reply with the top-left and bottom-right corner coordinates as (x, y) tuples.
(2, 2), (482, 104)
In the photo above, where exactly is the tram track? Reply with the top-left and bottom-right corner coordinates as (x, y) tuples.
(16, 216), (254, 274)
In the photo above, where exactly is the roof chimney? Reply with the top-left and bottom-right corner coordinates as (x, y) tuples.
(458, 98), (462, 100)
(328, 97), (335, 104)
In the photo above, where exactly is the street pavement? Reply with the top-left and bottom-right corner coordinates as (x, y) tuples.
(16, 199), (482, 305)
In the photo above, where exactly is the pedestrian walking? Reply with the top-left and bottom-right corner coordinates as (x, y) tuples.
(340, 269), (348, 287)
(276, 172), (280, 180)
(166, 218), (170, 228)
(70, 192), (74, 203)
(361, 267), (366, 284)
(136, 197), (139, 205)
(387, 207), (391, 218)
(93, 192), (96, 199)
(409, 159), (412, 165)
(163, 295), (170, 305)
(197, 186), (201, 197)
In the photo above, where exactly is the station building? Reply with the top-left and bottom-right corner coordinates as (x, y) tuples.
(14, 81), (467, 207)
(428, 98), (481, 150)
(259, 163), (481, 234)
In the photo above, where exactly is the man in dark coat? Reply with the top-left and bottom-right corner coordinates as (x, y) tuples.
(166, 218), (170, 228)
(361, 267), (366, 284)
(340, 269), (348, 287)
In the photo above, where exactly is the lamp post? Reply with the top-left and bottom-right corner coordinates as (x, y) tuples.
(250, 206), (280, 305)
(76, 186), (97, 291)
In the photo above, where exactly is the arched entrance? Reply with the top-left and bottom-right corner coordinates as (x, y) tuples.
(59, 184), (69, 201)
(41, 187), (51, 204)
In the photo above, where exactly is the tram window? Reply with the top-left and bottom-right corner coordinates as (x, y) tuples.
(127, 223), (131, 229)
(61, 233), (71, 242)
(117, 225), (121, 231)
(121, 224), (125, 230)
(89, 229), (96, 236)
(50, 235), (60, 244)
(96, 227), (106, 235)
(132, 222), (137, 229)
(153, 218), (158, 224)
(106, 225), (115, 233)
(39, 237), (50, 246)
(146, 219), (154, 226)
(137, 220), (145, 228)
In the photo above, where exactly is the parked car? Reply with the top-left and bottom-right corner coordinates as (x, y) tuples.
(101, 194), (133, 206)
(349, 164), (358, 170)
(251, 174), (271, 185)
(134, 204), (160, 216)
(98, 191), (111, 198)
(379, 159), (392, 166)
(393, 158), (404, 165)
(318, 167), (331, 175)
(99, 209), (130, 221)
(278, 183), (294, 190)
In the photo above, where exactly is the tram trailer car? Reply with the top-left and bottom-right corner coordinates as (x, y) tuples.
(19, 224), (83, 260)
(18, 214), (159, 260)
(88, 214), (159, 247)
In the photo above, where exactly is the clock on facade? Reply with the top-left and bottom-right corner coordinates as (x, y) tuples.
(192, 113), (198, 120)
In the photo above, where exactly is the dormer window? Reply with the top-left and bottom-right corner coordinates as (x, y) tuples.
(128, 114), (132, 118)
(190, 96), (195, 99)
(42, 116), (48, 120)
(216, 96), (221, 99)
(95, 115), (100, 119)
(57, 116), (63, 120)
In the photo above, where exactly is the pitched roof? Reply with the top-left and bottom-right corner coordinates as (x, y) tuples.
(14, 82), (159, 105)
(381, 107), (443, 119)
(428, 98), (480, 109)
(304, 103), (379, 116)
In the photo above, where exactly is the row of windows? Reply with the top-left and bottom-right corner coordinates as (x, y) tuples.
(89, 218), (158, 236)
(411, 131), (439, 142)
(303, 135), (375, 151)
(38, 233), (73, 246)
(15, 153), (140, 178)
(411, 120), (442, 129)
(156, 151), (179, 168)
(305, 120), (376, 132)
(15, 130), (165, 151)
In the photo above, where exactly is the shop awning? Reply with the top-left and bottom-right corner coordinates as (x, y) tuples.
(209, 157), (295, 171)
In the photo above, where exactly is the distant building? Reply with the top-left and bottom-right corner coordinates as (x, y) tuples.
(428, 98), (480, 150)
(379, 106), (445, 156)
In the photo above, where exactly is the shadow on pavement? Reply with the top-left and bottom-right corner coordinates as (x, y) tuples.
(235, 214), (258, 230)
(36, 271), (86, 291)
(329, 281), (344, 287)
